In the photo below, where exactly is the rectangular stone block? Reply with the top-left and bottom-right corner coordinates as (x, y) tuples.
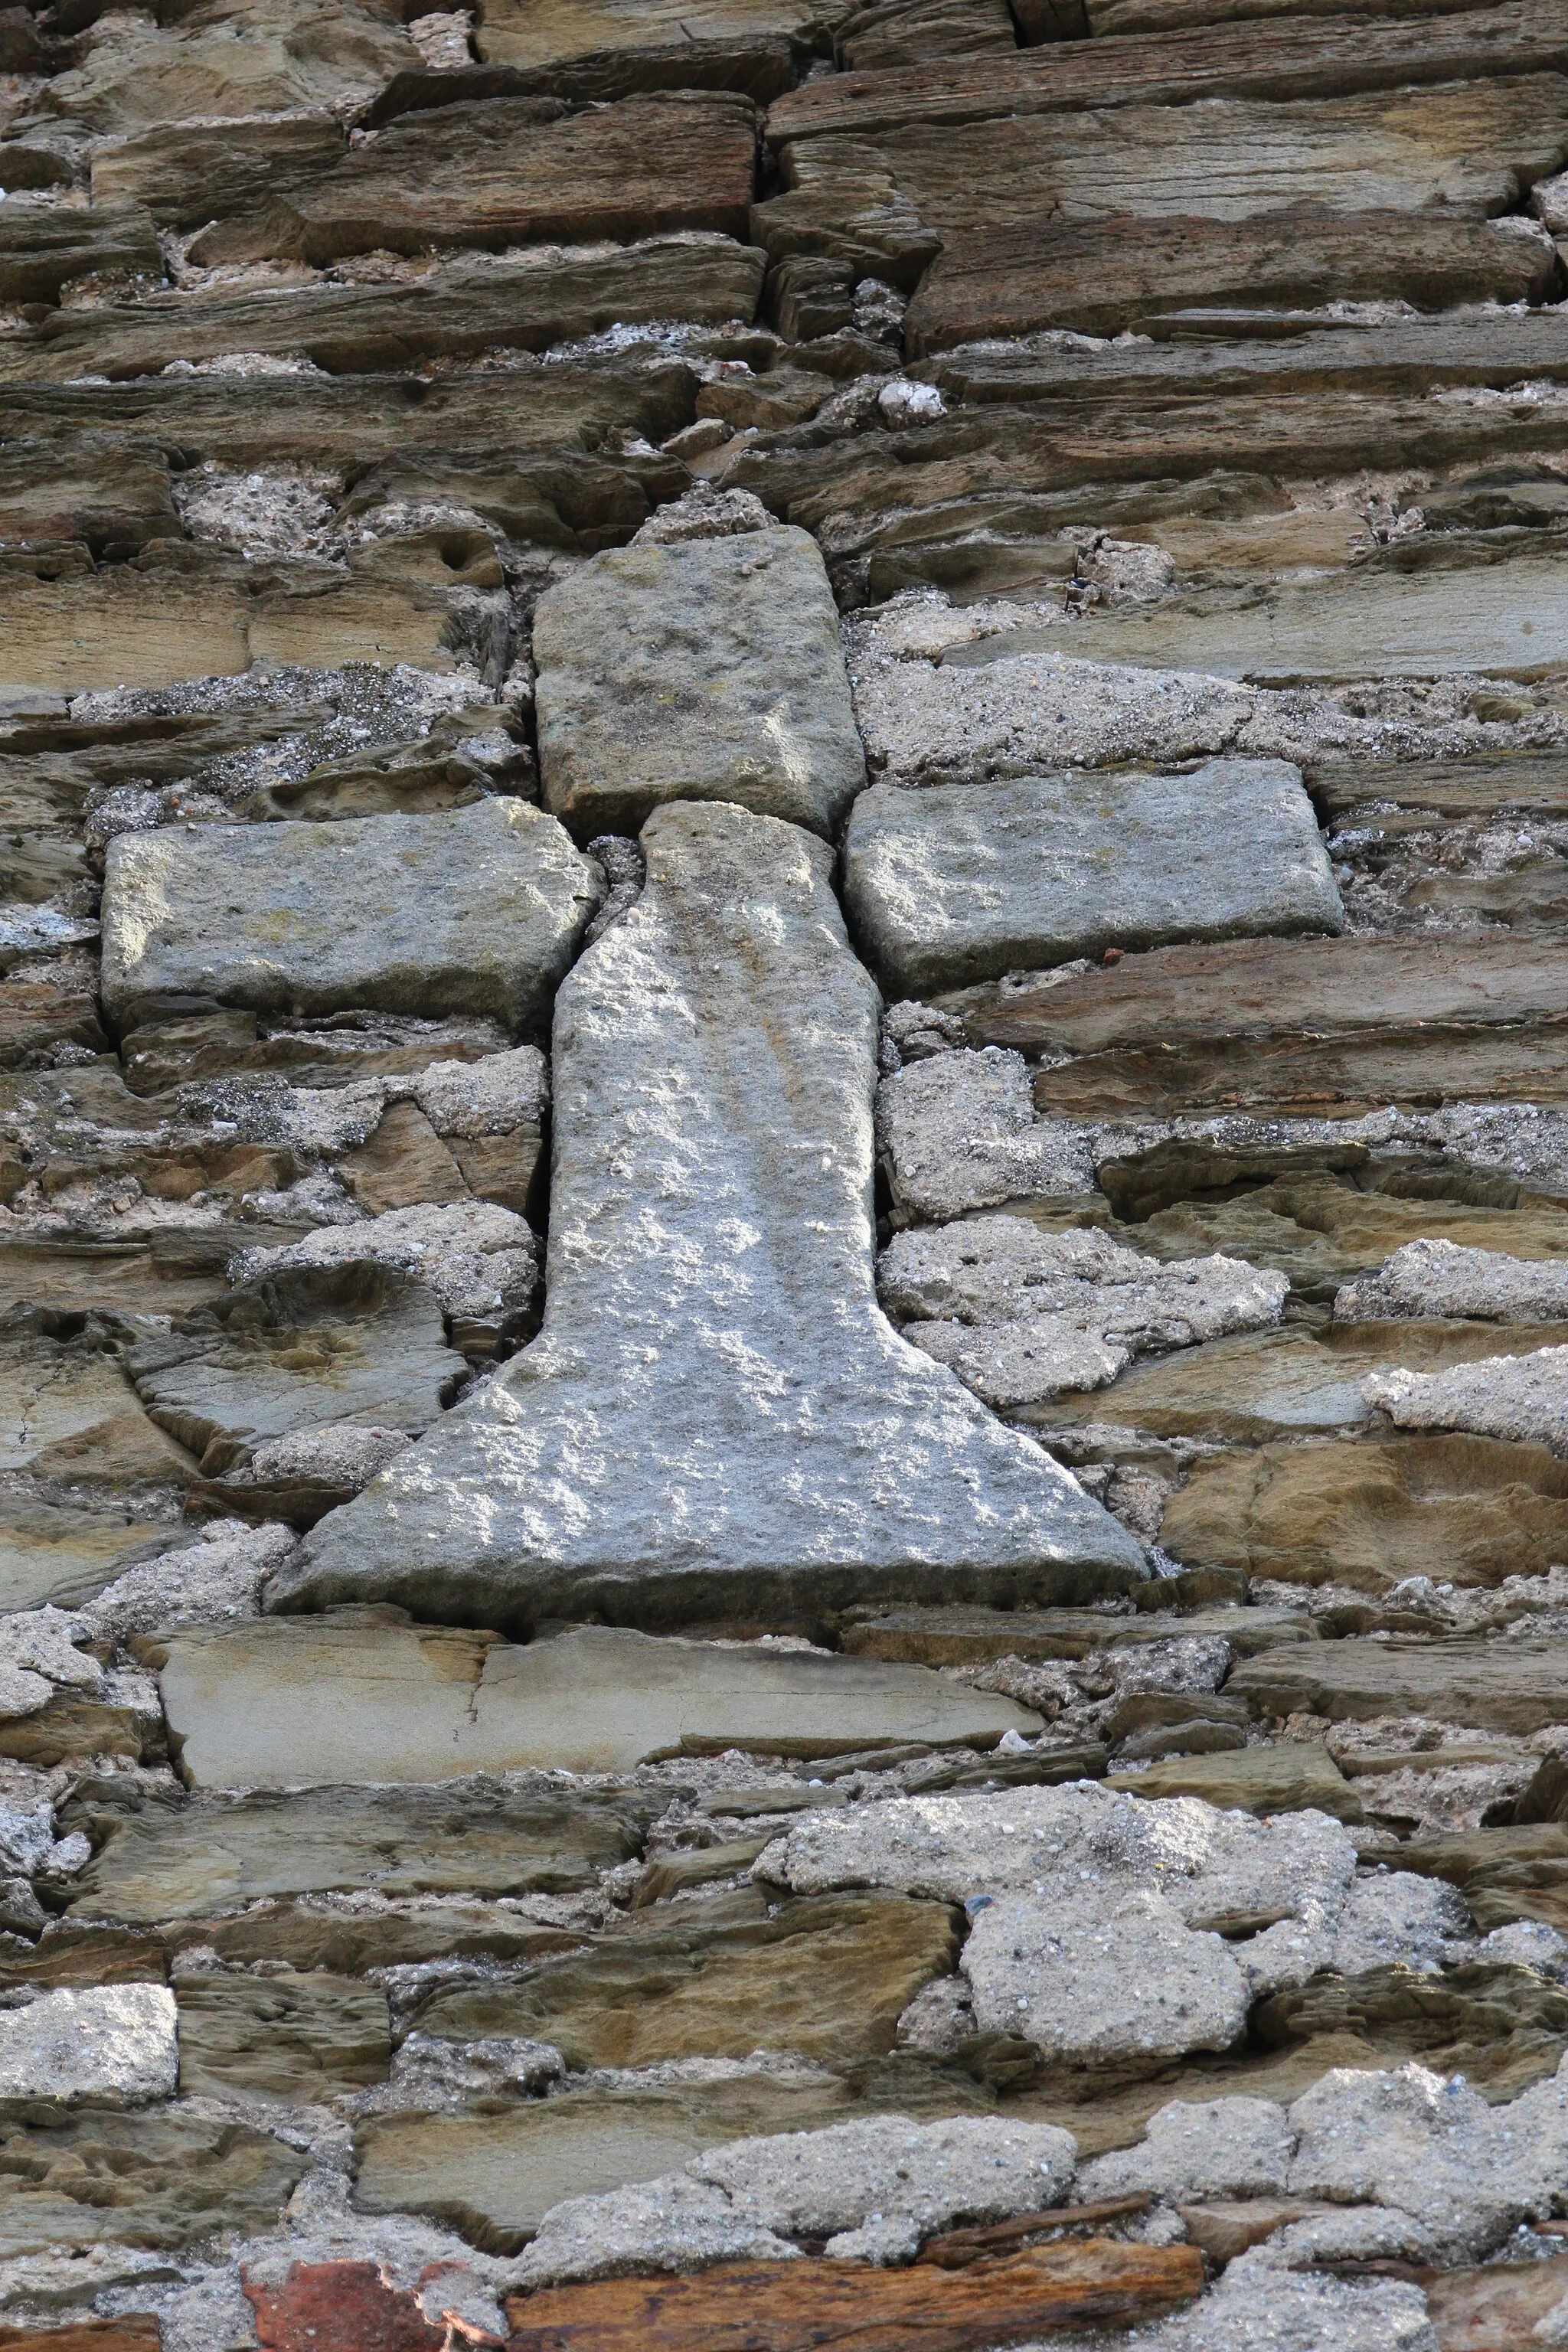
(532, 528), (866, 838)
(842, 760), (1342, 996)
(99, 798), (600, 1035)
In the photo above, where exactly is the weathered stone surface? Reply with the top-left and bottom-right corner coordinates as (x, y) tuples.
(0, 1328), (194, 1491)
(100, 799), (599, 1035)
(844, 762), (1340, 996)
(154, 1619), (1040, 1789)
(232, 1203), (540, 1336)
(1044, 1319), (1568, 1444)
(64, 1781), (651, 1926)
(1254, 1958), (1568, 2102)
(880, 1216), (1285, 1408)
(0, 2105), (306, 2259)
(121, 1264), (466, 1486)
(0, 1987), (176, 2109)
(217, 93), (757, 268)
(533, 532), (865, 838)
(1230, 1634), (1568, 1733)
(1104, 1743), (1364, 1821)
(89, 112), (347, 228)
(0, 200), (161, 306)
(175, 1971), (390, 2103)
(1079, 2093), (1295, 2203)
(351, 2073), (985, 2250)
(271, 804), (1142, 1631)
(504, 2243), (1203, 2344)
(777, 79), (1568, 237)
(1161, 1432), (1568, 1592)
(2, 240), (766, 385)
(842, 1602), (1310, 1668)
(475, 0), (829, 77)
(1367, 1345), (1568, 1453)
(963, 1885), (1252, 2063)
(776, 5), (1568, 139)
(407, 1889), (959, 2070)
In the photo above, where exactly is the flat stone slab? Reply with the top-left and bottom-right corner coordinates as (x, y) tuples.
(0, 2106), (307, 2259)
(64, 1778), (652, 1925)
(405, 1886), (958, 2073)
(532, 531), (865, 838)
(153, 1618), (1040, 1788)
(100, 797), (600, 1034)
(1229, 1634), (1568, 1736)
(272, 802), (1142, 1630)
(842, 760), (1343, 997)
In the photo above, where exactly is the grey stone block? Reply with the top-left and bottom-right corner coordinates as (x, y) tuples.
(532, 526), (865, 838)
(842, 759), (1343, 997)
(100, 797), (601, 1034)
(270, 799), (1144, 1630)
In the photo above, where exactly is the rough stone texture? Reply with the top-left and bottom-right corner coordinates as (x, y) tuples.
(0, 1986), (177, 2108)
(1339, 1240), (1568, 1322)
(843, 762), (1343, 996)
(880, 1215), (1286, 1407)
(65, 1782), (650, 1925)
(405, 1889), (959, 2070)
(1080, 2096), (1296, 2203)
(532, 530), (866, 839)
(270, 803), (1142, 1629)
(1367, 1346), (1568, 1453)
(155, 1618), (1039, 1788)
(962, 1885), (1252, 2062)
(100, 799), (601, 1034)
(232, 1201), (539, 1331)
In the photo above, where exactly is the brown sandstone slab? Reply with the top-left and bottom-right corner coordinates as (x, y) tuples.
(944, 936), (1568, 1119)
(0, 198), (160, 304)
(475, 0), (836, 77)
(0, 439), (178, 555)
(1, 241), (766, 384)
(175, 1971), (390, 2102)
(89, 113), (346, 227)
(204, 93), (757, 269)
(903, 211), (1556, 350)
(841, 1603), (1312, 1667)
(1105, 1743), (1362, 1820)
(1252, 1958), (1568, 2099)
(766, 1), (1568, 142)
(0, 362), (701, 474)
(1372, 1825), (1568, 1934)
(64, 1780), (652, 1926)
(405, 1888), (958, 2070)
(1228, 1633), (1568, 1733)
(0, 2107), (306, 2259)
(1161, 1432), (1568, 1592)
(777, 80), (1568, 240)
(501, 2244), (1204, 2349)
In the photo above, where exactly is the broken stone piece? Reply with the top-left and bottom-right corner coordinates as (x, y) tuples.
(1366, 1345), (1568, 1454)
(880, 1216), (1286, 1407)
(1338, 1239), (1568, 1323)
(842, 760), (1343, 996)
(962, 1885), (1251, 2063)
(533, 531), (866, 838)
(270, 802), (1143, 1631)
(0, 1984), (178, 2108)
(155, 1619), (1042, 1788)
(1080, 2096), (1296, 2203)
(100, 799), (601, 1034)
(231, 1199), (538, 1329)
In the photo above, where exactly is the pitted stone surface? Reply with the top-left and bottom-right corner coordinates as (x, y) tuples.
(0, 1986), (178, 2107)
(1285, 2059), (1568, 2262)
(270, 802), (1142, 1629)
(100, 799), (601, 1033)
(1339, 1240), (1568, 1322)
(880, 1215), (1287, 1407)
(843, 761), (1343, 996)
(533, 528), (866, 839)
(1080, 2096), (1297, 2203)
(962, 1886), (1251, 2063)
(1366, 1344), (1568, 1453)
(688, 2112), (1078, 2236)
